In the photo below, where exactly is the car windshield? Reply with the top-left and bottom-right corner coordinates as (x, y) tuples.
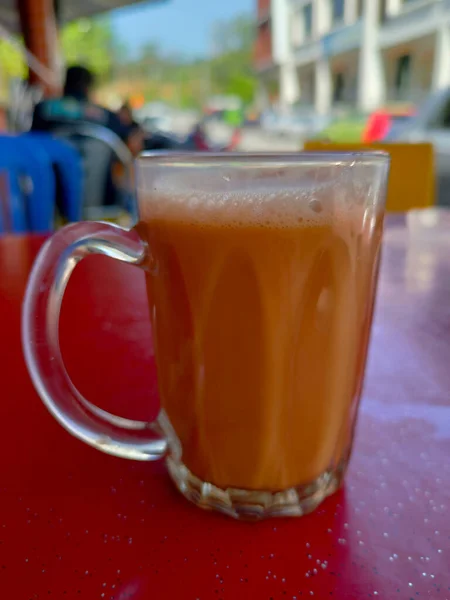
(391, 115), (413, 123)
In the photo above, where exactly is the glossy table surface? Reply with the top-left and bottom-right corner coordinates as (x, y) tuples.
(0, 214), (449, 600)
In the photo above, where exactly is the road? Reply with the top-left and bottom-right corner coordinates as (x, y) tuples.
(169, 115), (303, 152)
(237, 127), (301, 152)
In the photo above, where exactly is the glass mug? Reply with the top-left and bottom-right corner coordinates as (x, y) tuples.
(22, 153), (389, 520)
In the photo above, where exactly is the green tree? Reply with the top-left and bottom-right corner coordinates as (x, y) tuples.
(210, 15), (257, 105)
(212, 15), (255, 55)
(0, 38), (27, 102)
(0, 17), (114, 101)
(0, 40), (27, 78)
(61, 18), (113, 81)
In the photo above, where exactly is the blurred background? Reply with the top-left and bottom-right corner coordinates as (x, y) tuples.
(0, 0), (449, 231)
(0, 0), (448, 150)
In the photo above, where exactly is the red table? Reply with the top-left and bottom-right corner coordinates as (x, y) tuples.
(0, 216), (449, 600)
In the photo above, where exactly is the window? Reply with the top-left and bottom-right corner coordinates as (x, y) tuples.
(333, 72), (345, 103)
(395, 54), (412, 99)
(357, 0), (364, 18)
(379, 0), (388, 22)
(332, 0), (345, 22)
(303, 3), (313, 38)
(440, 100), (450, 129)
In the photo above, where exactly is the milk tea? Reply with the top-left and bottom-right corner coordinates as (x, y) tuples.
(139, 186), (382, 491)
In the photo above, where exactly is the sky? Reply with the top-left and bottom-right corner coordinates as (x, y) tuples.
(111, 0), (254, 59)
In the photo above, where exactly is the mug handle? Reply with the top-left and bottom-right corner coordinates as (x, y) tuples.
(21, 221), (168, 460)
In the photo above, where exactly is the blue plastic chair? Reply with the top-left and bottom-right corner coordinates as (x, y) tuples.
(0, 164), (28, 233)
(22, 133), (83, 222)
(0, 136), (55, 233)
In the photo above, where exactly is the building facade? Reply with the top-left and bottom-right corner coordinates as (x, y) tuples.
(254, 0), (450, 114)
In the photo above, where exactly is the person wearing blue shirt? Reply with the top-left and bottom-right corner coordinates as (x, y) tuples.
(31, 65), (130, 142)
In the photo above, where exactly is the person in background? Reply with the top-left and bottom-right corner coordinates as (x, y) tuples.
(126, 123), (146, 156)
(31, 65), (137, 150)
(117, 102), (145, 155)
(119, 101), (179, 153)
(110, 101), (145, 195)
(32, 66), (143, 215)
(117, 102), (134, 128)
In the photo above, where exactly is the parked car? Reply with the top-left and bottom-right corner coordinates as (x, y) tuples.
(141, 114), (173, 135)
(363, 106), (415, 142)
(137, 102), (174, 135)
(383, 90), (450, 206)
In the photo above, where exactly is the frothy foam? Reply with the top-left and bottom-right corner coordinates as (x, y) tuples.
(138, 186), (367, 229)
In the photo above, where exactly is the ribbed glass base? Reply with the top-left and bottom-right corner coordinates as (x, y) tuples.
(166, 456), (347, 520)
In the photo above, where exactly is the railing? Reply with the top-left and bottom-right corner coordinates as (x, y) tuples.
(292, 20), (363, 64)
(292, 39), (321, 66)
(321, 20), (363, 57)
(379, 1), (450, 47)
(385, 87), (430, 106)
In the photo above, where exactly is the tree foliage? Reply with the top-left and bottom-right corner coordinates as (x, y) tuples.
(0, 16), (113, 99)
(61, 18), (113, 80)
(0, 38), (26, 102)
(112, 14), (257, 107)
(0, 39), (27, 79)
(0, 13), (257, 108)
(209, 15), (256, 104)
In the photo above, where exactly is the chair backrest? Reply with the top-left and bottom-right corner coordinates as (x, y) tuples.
(303, 141), (435, 212)
(22, 133), (84, 222)
(0, 136), (55, 233)
(50, 122), (134, 219)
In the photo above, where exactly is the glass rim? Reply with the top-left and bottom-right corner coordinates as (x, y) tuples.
(137, 151), (390, 168)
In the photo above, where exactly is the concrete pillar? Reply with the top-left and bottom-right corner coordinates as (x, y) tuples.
(17, 0), (63, 96)
(312, 0), (332, 115)
(432, 26), (450, 91)
(315, 57), (332, 115)
(357, 0), (386, 112)
(279, 62), (300, 112)
(271, 0), (300, 110)
(314, 0), (331, 37)
(386, 0), (401, 17)
(345, 0), (358, 24)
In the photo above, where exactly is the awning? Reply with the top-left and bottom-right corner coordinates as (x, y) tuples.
(0, 0), (162, 33)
